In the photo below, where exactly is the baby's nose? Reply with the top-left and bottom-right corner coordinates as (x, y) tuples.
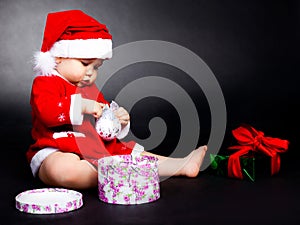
(86, 67), (93, 76)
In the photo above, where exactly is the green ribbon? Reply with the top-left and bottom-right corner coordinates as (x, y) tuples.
(210, 154), (256, 181)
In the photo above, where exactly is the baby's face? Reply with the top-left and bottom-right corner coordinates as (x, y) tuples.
(55, 58), (104, 87)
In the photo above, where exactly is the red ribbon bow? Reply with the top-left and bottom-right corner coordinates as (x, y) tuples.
(227, 124), (289, 179)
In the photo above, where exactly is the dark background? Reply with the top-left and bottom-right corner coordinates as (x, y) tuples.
(0, 0), (299, 224)
(1, 0), (299, 158)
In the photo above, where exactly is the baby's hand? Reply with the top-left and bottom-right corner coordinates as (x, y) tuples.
(82, 98), (105, 119)
(114, 107), (130, 126)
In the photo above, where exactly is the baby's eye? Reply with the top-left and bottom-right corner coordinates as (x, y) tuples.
(94, 65), (100, 70)
(81, 61), (89, 66)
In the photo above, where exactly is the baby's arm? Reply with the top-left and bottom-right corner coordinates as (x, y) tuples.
(31, 77), (84, 127)
(114, 106), (130, 139)
(81, 98), (105, 119)
(114, 107), (130, 126)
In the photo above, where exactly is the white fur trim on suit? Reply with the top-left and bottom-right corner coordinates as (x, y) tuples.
(131, 143), (145, 155)
(52, 131), (86, 139)
(70, 94), (84, 125)
(30, 147), (58, 176)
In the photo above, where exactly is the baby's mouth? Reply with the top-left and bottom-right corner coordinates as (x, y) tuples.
(80, 80), (90, 86)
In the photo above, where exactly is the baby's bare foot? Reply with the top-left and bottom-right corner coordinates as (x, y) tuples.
(181, 145), (207, 177)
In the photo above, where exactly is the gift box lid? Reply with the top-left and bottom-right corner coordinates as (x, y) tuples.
(15, 188), (83, 214)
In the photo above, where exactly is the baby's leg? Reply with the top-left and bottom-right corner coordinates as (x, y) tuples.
(142, 145), (207, 177)
(38, 151), (97, 189)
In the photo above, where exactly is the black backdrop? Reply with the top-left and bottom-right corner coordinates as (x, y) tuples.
(0, 0), (299, 168)
(0, 1), (299, 225)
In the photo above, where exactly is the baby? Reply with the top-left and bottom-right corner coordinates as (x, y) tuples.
(26, 10), (207, 189)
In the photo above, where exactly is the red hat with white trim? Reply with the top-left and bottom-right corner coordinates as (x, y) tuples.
(34, 10), (112, 75)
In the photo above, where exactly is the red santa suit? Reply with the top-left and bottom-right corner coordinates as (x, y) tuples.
(27, 71), (141, 176)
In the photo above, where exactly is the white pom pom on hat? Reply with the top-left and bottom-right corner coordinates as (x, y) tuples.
(33, 51), (56, 76)
(34, 10), (113, 76)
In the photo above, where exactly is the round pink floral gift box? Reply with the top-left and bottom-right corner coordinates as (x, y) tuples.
(98, 154), (160, 205)
(15, 188), (83, 214)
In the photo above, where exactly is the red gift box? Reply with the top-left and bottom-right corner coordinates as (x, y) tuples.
(227, 124), (289, 179)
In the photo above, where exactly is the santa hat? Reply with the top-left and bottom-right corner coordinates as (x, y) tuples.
(34, 10), (112, 75)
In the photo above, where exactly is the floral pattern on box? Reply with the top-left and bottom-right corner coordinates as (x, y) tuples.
(98, 154), (160, 205)
(15, 188), (83, 214)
